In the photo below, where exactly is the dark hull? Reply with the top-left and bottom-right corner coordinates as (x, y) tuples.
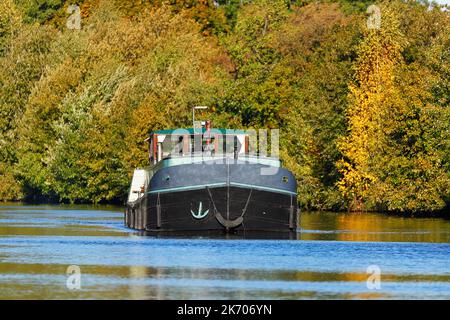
(125, 158), (298, 233)
(126, 186), (297, 232)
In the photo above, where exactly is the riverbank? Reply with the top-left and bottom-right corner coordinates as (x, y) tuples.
(2, 200), (448, 219)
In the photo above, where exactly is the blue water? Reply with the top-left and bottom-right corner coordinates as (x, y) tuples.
(0, 205), (449, 299)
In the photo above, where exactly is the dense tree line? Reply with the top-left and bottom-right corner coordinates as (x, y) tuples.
(0, 0), (448, 213)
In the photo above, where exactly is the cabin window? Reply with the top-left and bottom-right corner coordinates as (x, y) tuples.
(214, 135), (241, 156)
(158, 135), (189, 158)
(161, 136), (174, 159)
(150, 131), (249, 163)
(192, 134), (203, 154)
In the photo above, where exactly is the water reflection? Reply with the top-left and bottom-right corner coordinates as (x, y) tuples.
(132, 212), (450, 243)
(300, 212), (450, 243)
(139, 230), (297, 240)
(125, 264), (450, 300)
(1, 205), (450, 299)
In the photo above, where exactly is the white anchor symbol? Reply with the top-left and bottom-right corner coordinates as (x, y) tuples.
(191, 201), (209, 219)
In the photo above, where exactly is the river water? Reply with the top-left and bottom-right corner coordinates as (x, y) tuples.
(0, 204), (449, 299)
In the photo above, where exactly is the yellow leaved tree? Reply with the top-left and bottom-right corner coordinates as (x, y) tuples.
(337, 2), (406, 211)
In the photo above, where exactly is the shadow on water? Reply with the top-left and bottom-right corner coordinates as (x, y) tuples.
(134, 211), (450, 243)
(138, 230), (298, 240)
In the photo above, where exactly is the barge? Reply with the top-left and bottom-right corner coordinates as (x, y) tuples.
(125, 122), (298, 233)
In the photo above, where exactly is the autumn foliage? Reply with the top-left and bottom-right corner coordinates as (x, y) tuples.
(0, 0), (448, 213)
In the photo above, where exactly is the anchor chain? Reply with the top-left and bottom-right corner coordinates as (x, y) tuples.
(206, 186), (252, 230)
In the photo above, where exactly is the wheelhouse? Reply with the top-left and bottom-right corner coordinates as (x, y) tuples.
(147, 124), (252, 165)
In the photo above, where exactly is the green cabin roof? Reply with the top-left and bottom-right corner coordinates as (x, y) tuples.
(152, 128), (248, 135)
